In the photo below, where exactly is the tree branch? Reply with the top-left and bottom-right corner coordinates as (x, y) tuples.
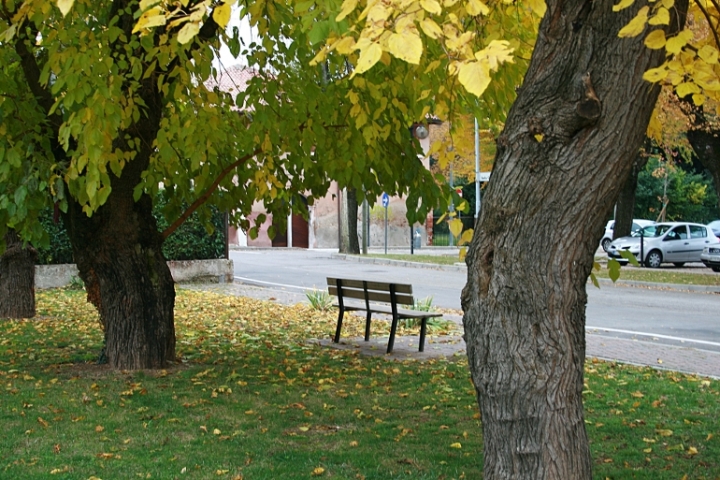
(162, 147), (261, 239)
(692, 0), (720, 52)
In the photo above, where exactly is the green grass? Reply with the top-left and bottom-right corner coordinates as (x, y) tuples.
(0, 289), (718, 479)
(365, 254), (720, 286)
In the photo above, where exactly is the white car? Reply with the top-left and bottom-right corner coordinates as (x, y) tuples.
(600, 219), (654, 252)
(607, 222), (720, 268)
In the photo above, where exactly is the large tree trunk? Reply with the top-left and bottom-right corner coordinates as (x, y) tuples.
(64, 182), (175, 370)
(461, 0), (686, 478)
(0, 229), (36, 318)
(687, 129), (720, 210)
(62, 81), (175, 371)
(339, 187), (360, 254)
(614, 155), (649, 239)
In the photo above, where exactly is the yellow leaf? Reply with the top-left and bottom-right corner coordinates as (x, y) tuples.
(644, 29), (666, 49)
(534, 133), (544, 142)
(676, 81), (699, 98)
(693, 94), (706, 106)
(665, 29), (692, 54)
(688, 446), (698, 455)
(612, 0), (635, 11)
(56, 0), (74, 16)
(349, 440), (359, 447)
(213, 428), (221, 435)
(698, 45), (718, 64)
(630, 391), (644, 398)
(643, 447), (652, 453)
(336, 0), (358, 22)
(618, 6), (649, 38)
(177, 21), (200, 44)
(387, 32), (423, 64)
(139, 0), (162, 10)
(450, 442), (462, 448)
(421, 0), (443, 14)
(642, 66), (667, 82)
(448, 218), (463, 238)
(457, 60), (491, 97)
(333, 36), (356, 54)
(527, 0), (546, 16)
(459, 247), (467, 261)
(647, 113), (662, 142)
(459, 229), (474, 245)
(466, 0), (490, 15)
(311, 467), (325, 476)
(476, 40), (514, 70)
(420, 18), (444, 39)
(353, 42), (383, 75)
(648, 7), (669, 25)
(212, 2), (232, 28)
(133, 8), (167, 33)
(657, 429), (673, 436)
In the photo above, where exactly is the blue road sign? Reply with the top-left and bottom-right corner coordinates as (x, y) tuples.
(381, 192), (389, 208)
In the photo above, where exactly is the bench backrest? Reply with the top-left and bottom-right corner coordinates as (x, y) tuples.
(327, 277), (414, 306)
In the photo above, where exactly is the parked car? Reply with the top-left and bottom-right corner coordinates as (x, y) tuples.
(600, 219), (654, 252)
(700, 245), (720, 272)
(707, 220), (720, 238)
(607, 222), (720, 268)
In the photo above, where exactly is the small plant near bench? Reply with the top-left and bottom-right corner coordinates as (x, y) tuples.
(306, 288), (333, 311)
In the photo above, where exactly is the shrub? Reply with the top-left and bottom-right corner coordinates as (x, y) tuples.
(33, 198), (225, 264)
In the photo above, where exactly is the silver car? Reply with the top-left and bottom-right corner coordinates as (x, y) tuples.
(700, 245), (720, 272)
(607, 222), (720, 268)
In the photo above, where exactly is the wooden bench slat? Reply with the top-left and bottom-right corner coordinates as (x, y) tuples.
(327, 286), (414, 305)
(327, 277), (413, 294)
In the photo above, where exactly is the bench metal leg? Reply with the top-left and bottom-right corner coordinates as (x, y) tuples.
(419, 318), (427, 352)
(364, 311), (372, 341)
(333, 308), (344, 343)
(387, 315), (399, 353)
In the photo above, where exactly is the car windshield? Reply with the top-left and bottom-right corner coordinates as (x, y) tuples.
(633, 224), (673, 238)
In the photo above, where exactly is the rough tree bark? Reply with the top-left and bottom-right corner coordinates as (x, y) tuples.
(339, 187), (360, 254)
(614, 155), (649, 239)
(0, 229), (37, 319)
(461, 0), (686, 478)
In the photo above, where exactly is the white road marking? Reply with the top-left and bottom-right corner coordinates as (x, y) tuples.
(587, 325), (720, 347)
(234, 276), (315, 291)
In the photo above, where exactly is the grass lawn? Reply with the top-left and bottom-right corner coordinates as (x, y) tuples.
(364, 254), (720, 286)
(0, 288), (718, 479)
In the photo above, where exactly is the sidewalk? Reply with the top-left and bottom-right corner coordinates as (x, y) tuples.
(186, 281), (720, 379)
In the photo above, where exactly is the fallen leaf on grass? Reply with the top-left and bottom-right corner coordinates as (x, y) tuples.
(450, 442), (462, 449)
(311, 467), (325, 476)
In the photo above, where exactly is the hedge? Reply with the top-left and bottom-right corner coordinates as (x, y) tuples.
(35, 201), (225, 265)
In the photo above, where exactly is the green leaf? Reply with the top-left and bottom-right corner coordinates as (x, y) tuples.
(608, 259), (621, 282)
(590, 272), (600, 288)
(618, 250), (640, 267)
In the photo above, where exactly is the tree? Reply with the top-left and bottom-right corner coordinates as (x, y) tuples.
(0, 229), (36, 318)
(339, 187), (360, 254)
(614, 152), (650, 239)
(0, 0), (448, 369)
(459, 0), (689, 476)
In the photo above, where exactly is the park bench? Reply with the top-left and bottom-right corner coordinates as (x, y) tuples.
(327, 277), (443, 354)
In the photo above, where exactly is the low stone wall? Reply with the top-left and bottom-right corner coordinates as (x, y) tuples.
(35, 259), (234, 289)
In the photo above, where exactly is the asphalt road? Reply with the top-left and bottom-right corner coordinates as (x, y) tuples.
(230, 248), (720, 353)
